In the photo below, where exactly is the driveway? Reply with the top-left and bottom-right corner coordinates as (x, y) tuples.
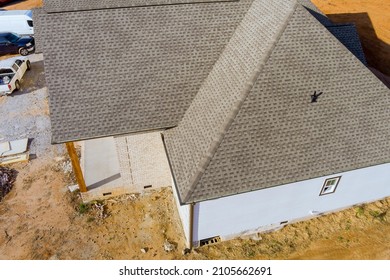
(0, 53), (64, 159)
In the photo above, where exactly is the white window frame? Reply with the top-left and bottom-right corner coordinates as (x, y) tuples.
(320, 176), (341, 196)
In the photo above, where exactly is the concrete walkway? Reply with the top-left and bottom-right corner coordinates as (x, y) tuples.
(81, 137), (123, 197)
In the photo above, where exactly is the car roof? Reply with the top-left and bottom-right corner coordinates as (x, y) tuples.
(0, 56), (25, 68)
(0, 10), (32, 17)
(0, 33), (22, 43)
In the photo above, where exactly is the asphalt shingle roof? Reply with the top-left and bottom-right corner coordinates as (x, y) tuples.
(164, 2), (390, 203)
(43, 0), (235, 13)
(37, 0), (389, 204)
(164, 0), (298, 202)
(327, 24), (367, 65)
(39, 0), (252, 143)
(36, 0), (368, 144)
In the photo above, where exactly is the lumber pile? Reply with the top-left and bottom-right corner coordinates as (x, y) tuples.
(0, 167), (17, 201)
(0, 138), (29, 165)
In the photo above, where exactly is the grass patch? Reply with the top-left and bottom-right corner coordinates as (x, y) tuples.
(77, 203), (89, 214)
(355, 206), (365, 217)
(369, 210), (387, 222)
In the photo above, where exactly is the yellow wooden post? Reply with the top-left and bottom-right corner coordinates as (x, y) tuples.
(65, 142), (87, 193)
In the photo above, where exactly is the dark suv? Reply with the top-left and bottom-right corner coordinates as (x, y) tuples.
(0, 32), (35, 56)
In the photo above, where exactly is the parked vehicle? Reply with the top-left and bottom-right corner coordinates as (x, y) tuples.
(0, 32), (35, 56)
(0, 0), (15, 7)
(0, 10), (33, 36)
(0, 57), (31, 96)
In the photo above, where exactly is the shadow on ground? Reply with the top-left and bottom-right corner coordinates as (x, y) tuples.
(326, 12), (390, 77)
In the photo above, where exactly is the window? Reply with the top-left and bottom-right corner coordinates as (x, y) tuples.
(320, 176), (341, 195)
(27, 20), (33, 27)
(12, 64), (19, 72)
(4, 33), (19, 43)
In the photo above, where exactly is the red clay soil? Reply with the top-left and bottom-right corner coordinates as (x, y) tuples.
(312, 0), (390, 76)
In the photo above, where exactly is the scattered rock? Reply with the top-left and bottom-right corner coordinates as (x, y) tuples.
(252, 234), (262, 241)
(141, 248), (148, 253)
(240, 233), (262, 241)
(54, 156), (65, 162)
(164, 239), (176, 252)
(61, 160), (73, 173)
(49, 254), (59, 260)
(67, 184), (79, 192)
(182, 248), (191, 255)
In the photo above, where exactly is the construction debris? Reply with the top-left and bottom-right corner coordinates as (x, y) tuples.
(164, 239), (176, 252)
(0, 139), (29, 165)
(67, 184), (79, 192)
(91, 201), (108, 219)
(0, 167), (17, 201)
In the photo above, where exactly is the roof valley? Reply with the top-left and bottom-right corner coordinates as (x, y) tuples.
(164, 0), (298, 202)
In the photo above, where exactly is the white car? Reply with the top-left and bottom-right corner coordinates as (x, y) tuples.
(0, 57), (31, 96)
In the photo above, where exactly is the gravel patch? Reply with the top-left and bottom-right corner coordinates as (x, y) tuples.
(0, 56), (64, 160)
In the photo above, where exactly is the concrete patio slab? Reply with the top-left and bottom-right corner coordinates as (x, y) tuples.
(81, 136), (123, 194)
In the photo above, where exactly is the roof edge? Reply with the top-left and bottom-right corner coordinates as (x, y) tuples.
(184, 161), (390, 204)
(51, 126), (175, 144)
(43, 0), (238, 14)
(182, 1), (300, 203)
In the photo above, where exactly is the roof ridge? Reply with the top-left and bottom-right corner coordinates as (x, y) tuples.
(182, 0), (299, 202)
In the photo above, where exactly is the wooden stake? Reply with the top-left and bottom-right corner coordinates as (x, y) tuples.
(65, 142), (87, 193)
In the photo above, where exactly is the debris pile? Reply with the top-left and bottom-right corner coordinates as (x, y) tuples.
(91, 201), (108, 219)
(164, 239), (176, 252)
(0, 167), (17, 201)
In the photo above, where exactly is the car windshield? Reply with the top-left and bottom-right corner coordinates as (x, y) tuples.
(4, 33), (20, 43)
(0, 69), (14, 74)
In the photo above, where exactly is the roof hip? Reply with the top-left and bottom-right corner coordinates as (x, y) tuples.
(164, 0), (299, 203)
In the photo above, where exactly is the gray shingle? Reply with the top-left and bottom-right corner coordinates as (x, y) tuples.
(164, 0), (298, 202)
(32, 8), (44, 53)
(43, 0), (235, 13)
(297, 1), (366, 64)
(40, 0), (252, 143)
(164, 3), (390, 203)
(327, 24), (367, 65)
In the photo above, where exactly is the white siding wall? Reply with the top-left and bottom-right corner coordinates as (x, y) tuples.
(195, 163), (390, 242)
(171, 179), (191, 246)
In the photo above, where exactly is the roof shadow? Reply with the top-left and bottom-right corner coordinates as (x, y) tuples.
(326, 12), (390, 78)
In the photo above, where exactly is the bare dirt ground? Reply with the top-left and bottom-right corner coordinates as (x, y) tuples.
(1, 0), (390, 260)
(312, 0), (390, 77)
(2, 0), (42, 10)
